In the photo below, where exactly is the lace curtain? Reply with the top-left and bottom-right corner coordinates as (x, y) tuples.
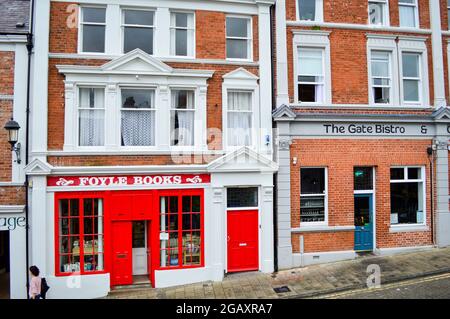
(121, 89), (155, 146)
(227, 91), (252, 146)
(79, 88), (105, 146)
(171, 90), (195, 146)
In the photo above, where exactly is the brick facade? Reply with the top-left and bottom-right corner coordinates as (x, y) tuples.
(290, 139), (433, 253)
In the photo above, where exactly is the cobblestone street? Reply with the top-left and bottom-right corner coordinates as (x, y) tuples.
(106, 247), (450, 299)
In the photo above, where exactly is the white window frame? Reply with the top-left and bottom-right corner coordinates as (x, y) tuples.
(119, 86), (158, 149)
(368, 0), (390, 26)
(224, 89), (255, 148)
(369, 50), (393, 105)
(169, 11), (196, 58)
(296, 0), (324, 22)
(78, 5), (107, 54)
(77, 86), (106, 148)
(225, 15), (253, 62)
(121, 7), (156, 55)
(296, 47), (326, 104)
(398, 0), (419, 29)
(299, 167), (328, 227)
(400, 51), (422, 104)
(292, 31), (332, 105)
(390, 166), (426, 227)
(169, 87), (197, 149)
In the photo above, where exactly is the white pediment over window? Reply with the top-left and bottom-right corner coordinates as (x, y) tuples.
(208, 147), (278, 173)
(56, 49), (214, 78)
(101, 49), (173, 73)
(25, 158), (53, 176)
(222, 67), (259, 81)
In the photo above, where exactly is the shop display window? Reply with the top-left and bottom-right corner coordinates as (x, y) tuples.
(390, 166), (425, 225)
(300, 167), (327, 223)
(159, 192), (203, 268)
(56, 196), (104, 275)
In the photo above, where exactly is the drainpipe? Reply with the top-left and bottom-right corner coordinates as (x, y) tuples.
(427, 147), (435, 245)
(24, 0), (35, 299)
(429, 0), (447, 108)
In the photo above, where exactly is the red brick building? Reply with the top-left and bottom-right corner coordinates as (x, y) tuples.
(274, 0), (450, 269)
(25, 0), (277, 299)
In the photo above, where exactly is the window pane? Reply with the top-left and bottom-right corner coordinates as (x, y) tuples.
(300, 168), (325, 194)
(182, 196), (191, 213)
(373, 87), (390, 104)
(371, 51), (390, 77)
(227, 112), (252, 146)
(227, 39), (248, 59)
(82, 25), (105, 53)
(298, 49), (323, 76)
(132, 221), (146, 248)
(172, 90), (195, 109)
(124, 10), (154, 25)
(192, 196), (201, 212)
(369, 2), (384, 25)
(226, 17), (248, 37)
(390, 168), (405, 180)
(121, 111), (155, 146)
(298, 84), (323, 103)
(83, 7), (105, 23)
(175, 29), (188, 56)
(298, 0), (316, 21)
(228, 92), (252, 111)
(171, 110), (194, 146)
(300, 196), (325, 222)
(174, 12), (188, 28)
(227, 187), (258, 208)
(391, 182), (422, 224)
(124, 27), (153, 54)
(408, 167), (421, 179)
(403, 79), (419, 102)
(354, 167), (373, 190)
(122, 89), (154, 108)
(399, 5), (416, 27)
(60, 254), (80, 273)
(402, 53), (419, 77)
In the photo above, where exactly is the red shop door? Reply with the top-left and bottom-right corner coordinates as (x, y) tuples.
(111, 222), (133, 286)
(227, 210), (259, 273)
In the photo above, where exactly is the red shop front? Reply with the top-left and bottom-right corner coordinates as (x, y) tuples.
(49, 174), (209, 288)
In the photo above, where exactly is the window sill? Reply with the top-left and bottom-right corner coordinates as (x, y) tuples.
(292, 225), (355, 233)
(389, 225), (429, 233)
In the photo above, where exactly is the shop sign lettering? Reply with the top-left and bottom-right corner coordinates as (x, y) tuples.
(323, 123), (430, 135)
(47, 174), (210, 187)
(0, 216), (26, 231)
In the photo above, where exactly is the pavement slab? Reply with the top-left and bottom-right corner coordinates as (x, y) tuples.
(105, 247), (450, 299)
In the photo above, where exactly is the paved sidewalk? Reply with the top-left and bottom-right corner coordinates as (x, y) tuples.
(106, 247), (450, 299)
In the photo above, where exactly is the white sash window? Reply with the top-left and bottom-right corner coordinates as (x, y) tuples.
(170, 12), (195, 57)
(370, 51), (392, 104)
(171, 90), (195, 146)
(297, 48), (325, 103)
(121, 89), (156, 146)
(227, 91), (253, 147)
(122, 9), (155, 54)
(399, 0), (419, 28)
(226, 16), (252, 60)
(368, 0), (389, 26)
(78, 88), (105, 146)
(80, 7), (106, 53)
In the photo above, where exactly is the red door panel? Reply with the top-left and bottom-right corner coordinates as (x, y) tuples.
(110, 194), (132, 220)
(227, 210), (259, 273)
(132, 193), (152, 220)
(111, 222), (133, 286)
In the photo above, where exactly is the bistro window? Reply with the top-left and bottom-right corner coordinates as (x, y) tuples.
(80, 7), (106, 53)
(370, 51), (392, 104)
(368, 0), (388, 25)
(401, 52), (422, 103)
(390, 166), (425, 225)
(226, 16), (252, 60)
(300, 168), (327, 223)
(121, 89), (156, 146)
(227, 91), (253, 147)
(56, 197), (104, 275)
(170, 89), (195, 146)
(399, 0), (418, 28)
(354, 167), (374, 191)
(159, 193), (203, 268)
(170, 12), (195, 57)
(297, 48), (325, 103)
(78, 88), (105, 146)
(122, 9), (155, 54)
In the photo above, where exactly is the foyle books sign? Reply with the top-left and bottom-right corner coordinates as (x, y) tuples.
(47, 174), (211, 187)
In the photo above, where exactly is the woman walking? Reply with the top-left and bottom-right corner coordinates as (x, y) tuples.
(29, 265), (42, 300)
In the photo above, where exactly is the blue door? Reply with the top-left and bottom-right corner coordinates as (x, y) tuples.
(354, 194), (373, 251)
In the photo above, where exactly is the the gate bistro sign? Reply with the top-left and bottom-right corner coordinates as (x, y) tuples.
(323, 123), (430, 135)
(47, 174), (211, 187)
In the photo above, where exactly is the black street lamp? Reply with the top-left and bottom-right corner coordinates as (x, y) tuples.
(4, 118), (21, 164)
